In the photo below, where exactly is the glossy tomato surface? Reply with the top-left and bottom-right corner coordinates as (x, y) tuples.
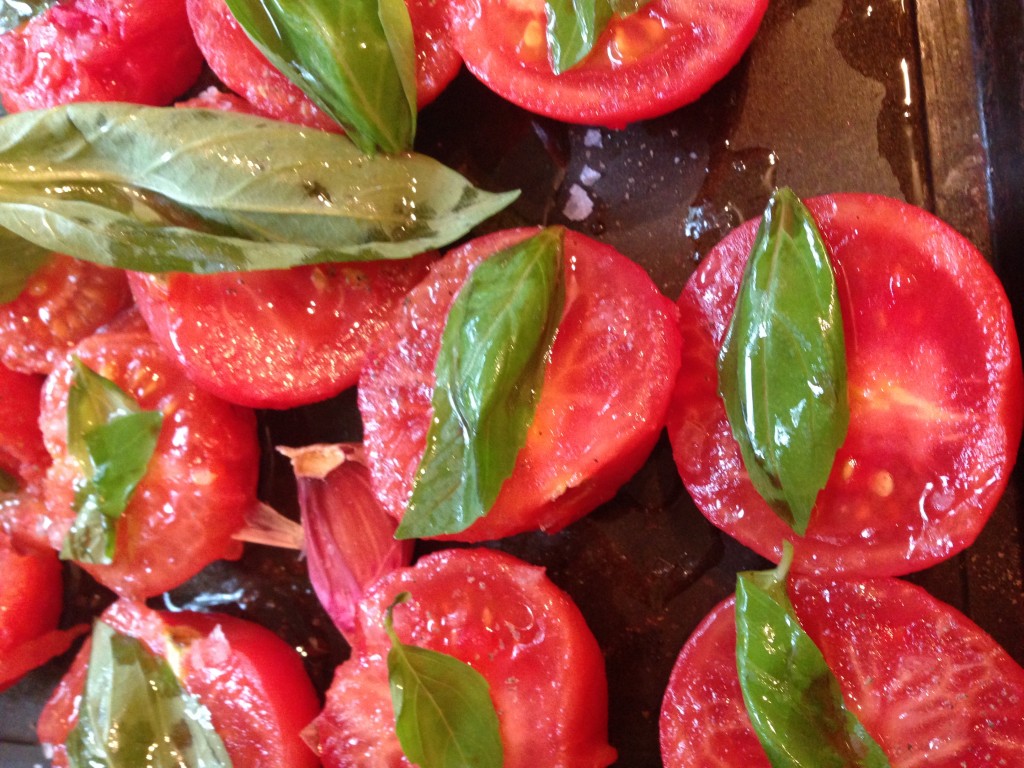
(449, 0), (769, 127)
(660, 576), (1024, 767)
(35, 330), (259, 598)
(0, 0), (202, 112)
(359, 227), (682, 541)
(315, 547), (616, 768)
(38, 600), (320, 768)
(668, 194), (1024, 576)
(0, 364), (47, 489)
(129, 256), (434, 409)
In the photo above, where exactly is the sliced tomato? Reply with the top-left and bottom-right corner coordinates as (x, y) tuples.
(129, 256), (434, 409)
(660, 576), (1024, 767)
(175, 84), (265, 114)
(186, 0), (462, 130)
(0, 0), (203, 112)
(358, 227), (681, 541)
(0, 254), (131, 375)
(668, 194), (1023, 576)
(0, 364), (48, 489)
(36, 330), (260, 598)
(38, 600), (320, 768)
(448, 0), (768, 128)
(314, 547), (617, 768)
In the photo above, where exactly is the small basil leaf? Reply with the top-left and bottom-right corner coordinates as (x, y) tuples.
(62, 358), (163, 564)
(0, 104), (518, 273)
(736, 545), (890, 767)
(385, 594), (504, 768)
(66, 621), (233, 768)
(0, 0), (58, 35)
(397, 227), (565, 539)
(0, 466), (19, 493)
(223, 0), (416, 154)
(717, 187), (848, 535)
(0, 229), (50, 303)
(545, 0), (652, 73)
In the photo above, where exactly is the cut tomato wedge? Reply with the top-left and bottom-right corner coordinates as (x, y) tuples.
(668, 194), (1023, 576)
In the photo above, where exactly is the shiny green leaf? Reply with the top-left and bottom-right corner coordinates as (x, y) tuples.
(544, 0), (651, 73)
(0, 230), (49, 303)
(0, 0), (58, 35)
(718, 187), (848, 534)
(396, 227), (565, 539)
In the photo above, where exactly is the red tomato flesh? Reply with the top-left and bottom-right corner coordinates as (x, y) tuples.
(0, 0), (203, 112)
(0, 364), (48, 489)
(668, 194), (1023, 576)
(36, 330), (260, 598)
(38, 600), (321, 768)
(358, 227), (681, 541)
(314, 547), (617, 768)
(660, 576), (1024, 767)
(449, 0), (769, 127)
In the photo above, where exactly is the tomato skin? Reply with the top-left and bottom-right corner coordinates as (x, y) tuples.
(129, 256), (434, 409)
(36, 330), (260, 598)
(314, 548), (617, 768)
(450, 0), (769, 128)
(0, 0), (203, 112)
(38, 600), (321, 768)
(668, 194), (1024, 576)
(660, 577), (1024, 767)
(358, 228), (681, 541)
(0, 254), (131, 376)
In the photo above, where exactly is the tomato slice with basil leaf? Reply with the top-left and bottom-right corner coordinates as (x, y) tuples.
(312, 547), (617, 768)
(359, 226), (681, 541)
(668, 193), (1023, 576)
(449, 0), (769, 128)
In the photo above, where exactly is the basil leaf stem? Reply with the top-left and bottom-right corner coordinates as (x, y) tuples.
(736, 544), (890, 767)
(545, 0), (651, 73)
(397, 227), (566, 539)
(0, 0), (59, 35)
(717, 187), (848, 535)
(384, 594), (504, 768)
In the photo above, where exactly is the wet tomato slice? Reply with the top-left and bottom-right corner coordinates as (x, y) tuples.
(358, 227), (681, 541)
(38, 600), (320, 768)
(660, 576), (1024, 767)
(0, 0), (203, 112)
(667, 194), (1023, 576)
(0, 364), (48, 489)
(314, 547), (617, 768)
(449, 0), (769, 127)
(36, 330), (259, 598)
(129, 256), (433, 409)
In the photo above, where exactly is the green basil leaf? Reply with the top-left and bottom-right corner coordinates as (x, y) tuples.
(0, 466), (19, 493)
(544, 0), (652, 73)
(385, 594), (504, 768)
(66, 621), (232, 768)
(62, 358), (163, 564)
(222, 0), (416, 155)
(0, 104), (518, 274)
(396, 227), (566, 539)
(0, 0), (59, 35)
(717, 187), (848, 535)
(0, 229), (50, 303)
(735, 544), (890, 768)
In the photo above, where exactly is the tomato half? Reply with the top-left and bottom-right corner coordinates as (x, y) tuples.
(36, 330), (260, 598)
(660, 576), (1024, 767)
(448, 0), (769, 128)
(38, 600), (321, 768)
(129, 256), (434, 409)
(668, 194), (1023, 576)
(186, 0), (462, 130)
(314, 547), (617, 768)
(0, 0), (203, 112)
(358, 227), (681, 541)
(0, 254), (131, 375)
(0, 363), (48, 489)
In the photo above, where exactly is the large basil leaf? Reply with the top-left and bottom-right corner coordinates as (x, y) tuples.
(545, 0), (651, 73)
(223, 0), (416, 155)
(0, 104), (518, 274)
(62, 358), (163, 564)
(385, 594), (503, 768)
(717, 187), (848, 535)
(0, 0), (59, 35)
(66, 621), (232, 768)
(396, 227), (565, 539)
(735, 546), (890, 767)
(0, 230), (50, 303)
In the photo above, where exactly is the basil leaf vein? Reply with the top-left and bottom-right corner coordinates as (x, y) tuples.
(397, 227), (565, 539)
(717, 187), (848, 535)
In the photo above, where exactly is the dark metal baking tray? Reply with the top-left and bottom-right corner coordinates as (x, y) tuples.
(2, 1), (1021, 765)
